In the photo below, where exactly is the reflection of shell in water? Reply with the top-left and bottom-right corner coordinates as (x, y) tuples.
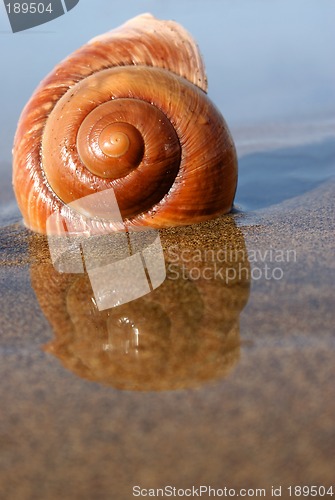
(29, 218), (250, 391)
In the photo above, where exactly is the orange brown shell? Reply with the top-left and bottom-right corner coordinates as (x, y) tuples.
(12, 13), (237, 234)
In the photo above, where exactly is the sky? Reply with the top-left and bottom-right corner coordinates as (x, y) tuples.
(0, 0), (334, 164)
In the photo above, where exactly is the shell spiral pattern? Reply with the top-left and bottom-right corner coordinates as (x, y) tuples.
(13, 13), (238, 234)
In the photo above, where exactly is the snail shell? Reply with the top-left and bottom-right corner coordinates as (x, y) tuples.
(13, 13), (238, 234)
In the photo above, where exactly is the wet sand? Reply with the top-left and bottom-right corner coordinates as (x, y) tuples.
(0, 153), (334, 498)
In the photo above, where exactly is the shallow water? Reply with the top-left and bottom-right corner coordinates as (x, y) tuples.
(1, 178), (334, 498)
(236, 137), (335, 211)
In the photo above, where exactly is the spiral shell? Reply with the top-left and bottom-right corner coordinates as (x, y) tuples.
(13, 13), (237, 234)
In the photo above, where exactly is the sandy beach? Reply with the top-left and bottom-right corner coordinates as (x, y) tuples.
(0, 150), (334, 497)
